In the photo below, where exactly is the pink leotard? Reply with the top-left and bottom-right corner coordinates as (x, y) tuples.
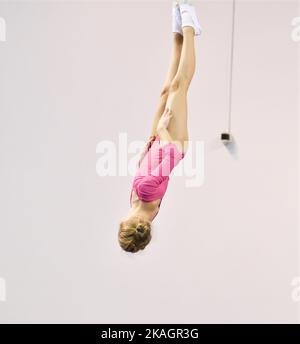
(130, 135), (185, 210)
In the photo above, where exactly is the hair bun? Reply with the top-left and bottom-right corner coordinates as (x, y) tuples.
(136, 225), (145, 234)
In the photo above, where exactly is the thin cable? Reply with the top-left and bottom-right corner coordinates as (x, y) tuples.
(227, 0), (236, 134)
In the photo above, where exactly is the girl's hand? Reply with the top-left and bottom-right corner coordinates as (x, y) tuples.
(156, 107), (173, 133)
(138, 135), (156, 167)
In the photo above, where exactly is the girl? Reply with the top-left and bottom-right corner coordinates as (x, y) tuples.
(118, 0), (202, 253)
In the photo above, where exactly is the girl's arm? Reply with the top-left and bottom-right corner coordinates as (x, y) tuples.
(138, 107), (173, 167)
(156, 107), (173, 144)
(150, 91), (170, 137)
(137, 135), (156, 167)
(157, 127), (173, 144)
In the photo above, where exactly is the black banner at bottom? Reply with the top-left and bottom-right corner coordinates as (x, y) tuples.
(0, 324), (300, 342)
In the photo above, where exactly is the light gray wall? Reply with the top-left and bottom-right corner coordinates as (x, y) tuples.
(0, 0), (299, 323)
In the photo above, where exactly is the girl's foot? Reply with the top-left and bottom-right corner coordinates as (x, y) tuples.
(172, 0), (183, 35)
(178, 0), (202, 36)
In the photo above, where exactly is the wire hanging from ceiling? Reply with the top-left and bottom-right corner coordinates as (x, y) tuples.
(221, 0), (236, 144)
(228, 0), (236, 133)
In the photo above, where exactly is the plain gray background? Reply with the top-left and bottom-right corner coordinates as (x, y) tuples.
(0, 0), (299, 323)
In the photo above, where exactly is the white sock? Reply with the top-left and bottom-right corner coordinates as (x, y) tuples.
(179, 2), (202, 36)
(172, 1), (183, 35)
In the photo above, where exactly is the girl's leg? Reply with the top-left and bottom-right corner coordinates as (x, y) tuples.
(150, 33), (183, 137)
(165, 26), (196, 154)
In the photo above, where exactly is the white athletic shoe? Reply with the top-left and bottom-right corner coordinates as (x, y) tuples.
(172, 0), (183, 35)
(178, 0), (202, 36)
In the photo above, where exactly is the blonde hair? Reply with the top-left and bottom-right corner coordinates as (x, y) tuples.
(118, 216), (152, 253)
